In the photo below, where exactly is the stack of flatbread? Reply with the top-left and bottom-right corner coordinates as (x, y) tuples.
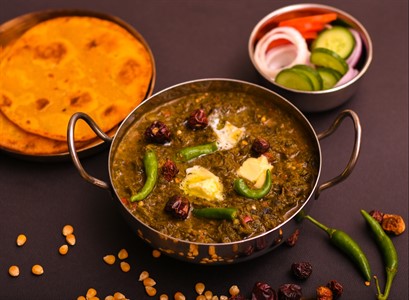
(0, 15), (153, 156)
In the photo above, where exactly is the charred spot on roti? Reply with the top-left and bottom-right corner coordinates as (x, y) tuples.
(36, 98), (50, 110)
(69, 92), (92, 108)
(103, 105), (117, 117)
(34, 42), (67, 63)
(1, 94), (12, 107)
(118, 59), (140, 85)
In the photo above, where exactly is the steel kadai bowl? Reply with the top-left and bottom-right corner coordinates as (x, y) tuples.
(248, 3), (373, 113)
(68, 79), (361, 264)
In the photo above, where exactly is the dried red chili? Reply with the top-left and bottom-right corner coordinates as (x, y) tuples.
(186, 108), (208, 130)
(164, 195), (190, 219)
(161, 159), (179, 182)
(326, 280), (343, 299)
(291, 261), (312, 280)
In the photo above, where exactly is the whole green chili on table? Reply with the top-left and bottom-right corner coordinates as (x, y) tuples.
(192, 207), (238, 221)
(176, 141), (218, 162)
(361, 210), (398, 300)
(233, 169), (272, 199)
(299, 212), (372, 284)
(130, 150), (158, 202)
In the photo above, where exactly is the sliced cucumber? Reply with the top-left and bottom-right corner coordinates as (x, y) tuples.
(292, 65), (323, 91)
(275, 68), (314, 91)
(317, 67), (342, 89)
(311, 26), (355, 59)
(310, 48), (349, 75)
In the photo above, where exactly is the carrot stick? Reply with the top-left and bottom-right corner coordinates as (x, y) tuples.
(278, 13), (337, 28)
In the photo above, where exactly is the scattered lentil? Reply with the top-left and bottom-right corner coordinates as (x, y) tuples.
(66, 233), (76, 246)
(174, 292), (186, 300)
(103, 254), (116, 265)
(59, 244), (69, 255)
(229, 285), (240, 297)
(77, 297), (86, 300)
(195, 282), (205, 295)
(152, 249), (161, 258)
(118, 248), (129, 260)
(120, 261), (131, 272)
(159, 294), (169, 300)
(204, 290), (213, 299)
(86, 288), (97, 298)
(139, 270), (149, 281)
(31, 264), (44, 276)
(16, 234), (27, 246)
(113, 292), (126, 299)
(8, 265), (20, 277)
(143, 277), (156, 287)
(196, 296), (206, 300)
(145, 286), (157, 297)
(62, 224), (74, 236)
(105, 296), (114, 300)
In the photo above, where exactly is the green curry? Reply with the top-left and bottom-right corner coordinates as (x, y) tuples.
(111, 91), (319, 243)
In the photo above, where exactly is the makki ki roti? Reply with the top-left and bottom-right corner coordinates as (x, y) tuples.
(0, 16), (153, 142)
(0, 110), (93, 155)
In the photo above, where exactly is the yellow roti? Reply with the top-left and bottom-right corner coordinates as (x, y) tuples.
(0, 110), (92, 155)
(0, 16), (153, 142)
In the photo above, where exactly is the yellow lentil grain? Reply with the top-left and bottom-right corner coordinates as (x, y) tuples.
(59, 244), (69, 255)
(220, 296), (228, 300)
(105, 296), (114, 300)
(66, 233), (76, 246)
(88, 297), (100, 300)
(152, 249), (161, 258)
(143, 277), (156, 287)
(103, 255), (116, 265)
(86, 288), (97, 298)
(211, 296), (219, 300)
(62, 224), (74, 236)
(159, 294), (169, 300)
(138, 201), (144, 207)
(204, 291), (213, 300)
(77, 297), (86, 300)
(113, 292), (126, 299)
(16, 234), (27, 246)
(174, 292), (186, 300)
(145, 286), (157, 297)
(196, 296), (206, 300)
(195, 282), (205, 295)
(120, 261), (130, 272)
(139, 270), (149, 281)
(31, 264), (44, 276)
(118, 248), (128, 260)
(8, 265), (20, 277)
(229, 285), (240, 297)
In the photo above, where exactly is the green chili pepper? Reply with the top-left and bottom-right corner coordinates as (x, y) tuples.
(301, 213), (372, 283)
(233, 169), (272, 199)
(130, 150), (158, 202)
(361, 210), (398, 300)
(177, 141), (218, 162)
(192, 207), (238, 221)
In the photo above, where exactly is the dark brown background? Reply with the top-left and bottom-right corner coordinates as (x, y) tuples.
(0, 1), (407, 299)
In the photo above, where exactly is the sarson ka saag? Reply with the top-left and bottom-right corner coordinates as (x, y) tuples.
(111, 91), (319, 243)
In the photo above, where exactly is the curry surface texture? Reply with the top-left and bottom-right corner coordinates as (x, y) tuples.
(112, 91), (319, 243)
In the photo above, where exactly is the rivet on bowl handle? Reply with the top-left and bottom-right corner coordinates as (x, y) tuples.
(67, 112), (112, 191)
(315, 109), (362, 199)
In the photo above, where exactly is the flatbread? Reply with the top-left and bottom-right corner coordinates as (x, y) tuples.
(0, 110), (92, 155)
(0, 16), (153, 142)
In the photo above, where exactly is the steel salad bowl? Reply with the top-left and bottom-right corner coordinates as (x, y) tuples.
(248, 3), (373, 113)
(68, 79), (361, 264)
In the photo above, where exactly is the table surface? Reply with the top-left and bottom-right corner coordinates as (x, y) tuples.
(1, 1), (407, 299)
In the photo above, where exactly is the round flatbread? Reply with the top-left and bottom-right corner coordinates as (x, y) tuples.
(0, 110), (91, 155)
(0, 16), (153, 142)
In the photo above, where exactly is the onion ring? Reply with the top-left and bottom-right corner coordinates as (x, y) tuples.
(254, 26), (310, 79)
